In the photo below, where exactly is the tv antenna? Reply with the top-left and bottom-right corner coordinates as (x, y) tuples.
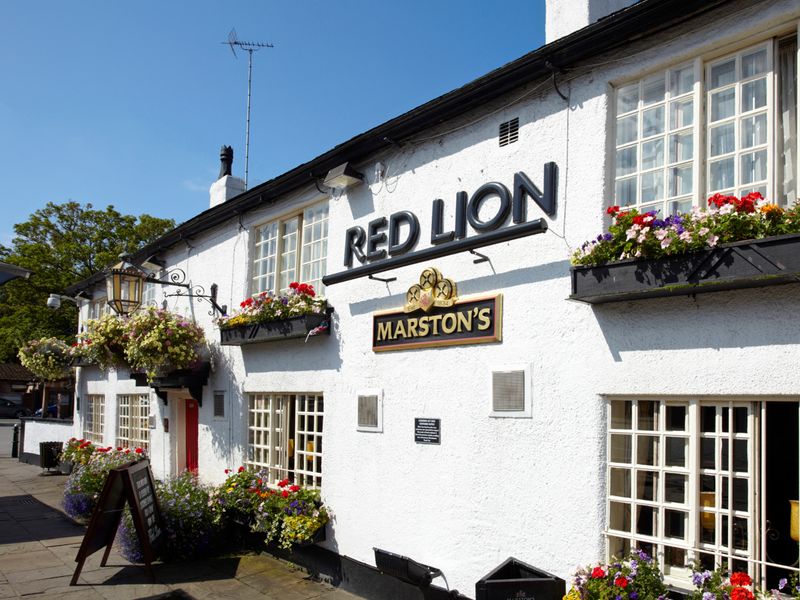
(223, 28), (274, 190)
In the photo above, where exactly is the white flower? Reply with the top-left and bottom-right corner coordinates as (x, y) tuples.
(660, 237), (673, 248)
(626, 225), (640, 240)
(707, 235), (719, 247)
(719, 203), (735, 215)
(654, 229), (669, 241)
(679, 231), (692, 242)
(698, 227), (709, 236)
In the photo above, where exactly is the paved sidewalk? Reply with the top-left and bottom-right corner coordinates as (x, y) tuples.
(0, 458), (362, 600)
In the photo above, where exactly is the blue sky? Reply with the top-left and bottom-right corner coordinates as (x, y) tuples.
(0, 1), (545, 247)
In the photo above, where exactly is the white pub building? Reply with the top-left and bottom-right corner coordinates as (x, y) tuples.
(22, 0), (800, 596)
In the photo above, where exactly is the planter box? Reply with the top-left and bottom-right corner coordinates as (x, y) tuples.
(570, 233), (800, 304)
(70, 356), (96, 367)
(220, 310), (332, 346)
(129, 362), (211, 405)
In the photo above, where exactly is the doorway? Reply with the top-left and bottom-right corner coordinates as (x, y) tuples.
(185, 398), (198, 472)
(765, 402), (799, 587)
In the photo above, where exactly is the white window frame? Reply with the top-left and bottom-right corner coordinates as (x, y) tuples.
(246, 392), (323, 488)
(250, 199), (329, 297)
(83, 394), (105, 444)
(604, 396), (800, 590)
(612, 33), (798, 213)
(117, 393), (150, 452)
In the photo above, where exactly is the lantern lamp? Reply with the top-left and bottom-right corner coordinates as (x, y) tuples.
(105, 262), (145, 316)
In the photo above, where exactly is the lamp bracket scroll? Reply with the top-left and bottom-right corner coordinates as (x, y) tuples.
(164, 283), (227, 317)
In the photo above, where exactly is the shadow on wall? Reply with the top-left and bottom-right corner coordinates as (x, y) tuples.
(593, 284), (800, 362)
(348, 259), (572, 316)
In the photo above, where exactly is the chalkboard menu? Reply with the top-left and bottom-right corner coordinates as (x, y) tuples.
(71, 459), (164, 586)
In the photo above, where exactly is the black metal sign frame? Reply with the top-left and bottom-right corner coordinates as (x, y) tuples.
(415, 418), (441, 445)
(71, 459), (164, 586)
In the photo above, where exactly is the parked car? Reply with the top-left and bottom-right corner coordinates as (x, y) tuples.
(0, 398), (31, 418)
(33, 403), (57, 418)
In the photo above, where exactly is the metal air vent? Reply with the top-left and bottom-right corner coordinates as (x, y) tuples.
(492, 370), (525, 412)
(358, 395), (379, 428)
(499, 117), (519, 147)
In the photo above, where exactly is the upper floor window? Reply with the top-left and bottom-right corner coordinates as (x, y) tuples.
(614, 36), (797, 214)
(252, 200), (329, 296)
(88, 297), (110, 321)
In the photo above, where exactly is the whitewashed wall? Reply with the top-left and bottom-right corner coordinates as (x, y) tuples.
(67, 0), (800, 592)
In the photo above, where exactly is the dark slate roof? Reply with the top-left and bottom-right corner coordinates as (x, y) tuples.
(0, 363), (34, 382)
(67, 0), (731, 295)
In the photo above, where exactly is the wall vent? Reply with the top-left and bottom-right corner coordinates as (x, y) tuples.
(213, 392), (225, 418)
(356, 390), (383, 431)
(499, 117), (519, 147)
(358, 395), (379, 428)
(492, 370), (525, 412)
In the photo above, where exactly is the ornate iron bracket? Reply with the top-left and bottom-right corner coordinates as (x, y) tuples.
(140, 267), (227, 316)
(165, 283), (227, 316)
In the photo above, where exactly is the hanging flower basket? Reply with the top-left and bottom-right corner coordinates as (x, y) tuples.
(220, 310), (332, 346)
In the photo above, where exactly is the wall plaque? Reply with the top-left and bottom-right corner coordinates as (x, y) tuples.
(372, 268), (502, 352)
(415, 418), (441, 444)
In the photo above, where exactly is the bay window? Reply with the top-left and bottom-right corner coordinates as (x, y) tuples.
(246, 393), (323, 488)
(607, 398), (799, 590)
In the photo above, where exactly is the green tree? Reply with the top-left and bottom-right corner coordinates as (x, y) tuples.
(0, 202), (174, 362)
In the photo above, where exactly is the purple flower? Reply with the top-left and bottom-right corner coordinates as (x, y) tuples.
(630, 593), (638, 600)
(693, 571), (712, 587)
(603, 233), (613, 241)
(779, 578), (787, 590)
(703, 593), (715, 600)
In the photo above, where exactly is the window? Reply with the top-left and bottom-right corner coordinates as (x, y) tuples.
(252, 200), (329, 296)
(606, 398), (799, 590)
(117, 393), (150, 452)
(613, 36), (798, 213)
(213, 391), (225, 419)
(141, 281), (158, 308)
(88, 297), (110, 320)
(246, 393), (323, 488)
(83, 394), (105, 444)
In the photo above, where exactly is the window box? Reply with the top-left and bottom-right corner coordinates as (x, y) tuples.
(129, 362), (211, 404)
(70, 356), (97, 367)
(570, 233), (800, 304)
(220, 309), (332, 346)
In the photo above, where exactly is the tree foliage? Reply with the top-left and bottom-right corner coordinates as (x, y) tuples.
(0, 202), (174, 361)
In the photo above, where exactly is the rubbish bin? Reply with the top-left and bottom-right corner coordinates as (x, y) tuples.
(476, 557), (565, 600)
(39, 441), (62, 470)
(11, 424), (19, 458)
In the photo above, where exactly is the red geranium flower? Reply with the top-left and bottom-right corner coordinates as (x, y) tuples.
(591, 567), (605, 579)
(134, 447), (143, 454)
(281, 490), (289, 498)
(614, 577), (628, 588)
(730, 572), (752, 587)
(289, 485), (300, 492)
(224, 469), (230, 474)
(238, 466), (245, 473)
(731, 587), (755, 600)
(607, 206), (621, 216)
(277, 478), (289, 488)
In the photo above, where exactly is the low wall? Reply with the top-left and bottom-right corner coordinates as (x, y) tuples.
(19, 418), (76, 465)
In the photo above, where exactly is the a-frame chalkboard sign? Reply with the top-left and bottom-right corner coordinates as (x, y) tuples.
(70, 459), (165, 586)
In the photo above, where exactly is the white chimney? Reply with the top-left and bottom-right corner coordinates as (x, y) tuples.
(210, 175), (246, 208)
(546, 0), (639, 44)
(209, 145), (246, 208)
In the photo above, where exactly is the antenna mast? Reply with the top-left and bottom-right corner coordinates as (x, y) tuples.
(223, 28), (274, 190)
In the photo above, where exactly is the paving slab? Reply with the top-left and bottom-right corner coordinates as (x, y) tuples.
(0, 457), (365, 600)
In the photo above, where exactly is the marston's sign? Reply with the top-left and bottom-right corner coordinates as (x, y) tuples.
(372, 268), (502, 352)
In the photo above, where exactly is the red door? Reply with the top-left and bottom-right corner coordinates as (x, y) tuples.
(185, 399), (199, 472)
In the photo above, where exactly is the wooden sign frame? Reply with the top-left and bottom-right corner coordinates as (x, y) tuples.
(71, 459), (165, 586)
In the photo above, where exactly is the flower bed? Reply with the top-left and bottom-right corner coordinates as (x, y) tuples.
(63, 445), (146, 521)
(570, 195), (800, 304)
